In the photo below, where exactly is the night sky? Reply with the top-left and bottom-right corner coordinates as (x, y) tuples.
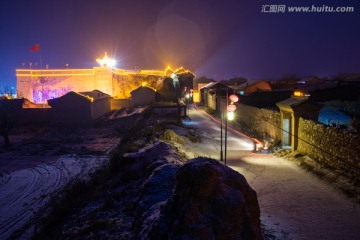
(1, 0), (359, 87)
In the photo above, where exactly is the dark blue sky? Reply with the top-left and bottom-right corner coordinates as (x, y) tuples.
(1, 0), (359, 87)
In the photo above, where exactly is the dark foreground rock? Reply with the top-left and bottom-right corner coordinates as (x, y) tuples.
(137, 157), (263, 240)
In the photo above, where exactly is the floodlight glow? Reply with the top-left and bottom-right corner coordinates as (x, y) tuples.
(96, 52), (116, 68)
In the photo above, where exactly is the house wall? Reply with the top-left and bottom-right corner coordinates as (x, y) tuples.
(192, 90), (200, 103)
(50, 98), (92, 126)
(207, 93), (217, 110)
(111, 98), (131, 110)
(131, 89), (155, 107)
(297, 118), (360, 181)
(15, 108), (51, 124)
(234, 103), (281, 140)
(91, 98), (111, 119)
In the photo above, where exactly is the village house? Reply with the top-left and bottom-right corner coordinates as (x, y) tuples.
(47, 90), (111, 126)
(130, 86), (156, 107)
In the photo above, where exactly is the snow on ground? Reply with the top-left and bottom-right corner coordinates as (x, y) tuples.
(229, 153), (360, 240)
(0, 109), (139, 239)
(0, 154), (109, 239)
(54, 141), (186, 240)
(177, 104), (360, 240)
(108, 107), (146, 119)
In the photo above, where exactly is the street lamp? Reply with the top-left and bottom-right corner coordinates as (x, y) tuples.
(184, 86), (191, 117)
(220, 91), (238, 165)
(227, 111), (234, 121)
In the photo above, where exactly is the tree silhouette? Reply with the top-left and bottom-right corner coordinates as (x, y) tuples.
(0, 101), (12, 147)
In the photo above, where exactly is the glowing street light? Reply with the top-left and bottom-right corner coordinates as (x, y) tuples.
(227, 111), (234, 121)
(96, 52), (116, 68)
(221, 90), (239, 165)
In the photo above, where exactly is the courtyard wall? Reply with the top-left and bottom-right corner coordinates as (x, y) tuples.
(234, 103), (281, 141)
(207, 97), (359, 183)
(297, 118), (360, 181)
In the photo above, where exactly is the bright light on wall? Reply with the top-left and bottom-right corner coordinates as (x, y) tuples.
(96, 52), (116, 68)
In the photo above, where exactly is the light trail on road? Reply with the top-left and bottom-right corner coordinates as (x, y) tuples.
(193, 102), (262, 145)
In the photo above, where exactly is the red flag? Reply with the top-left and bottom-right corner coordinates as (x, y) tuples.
(30, 43), (41, 52)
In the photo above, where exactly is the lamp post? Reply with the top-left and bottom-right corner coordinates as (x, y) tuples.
(221, 92), (239, 165)
(185, 86), (191, 117)
(220, 112), (224, 162)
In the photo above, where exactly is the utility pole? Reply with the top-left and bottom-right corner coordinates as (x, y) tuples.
(220, 112), (223, 161)
(224, 86), (228, 165)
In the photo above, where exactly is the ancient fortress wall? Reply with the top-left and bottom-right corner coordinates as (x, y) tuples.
(112, 74), (165, 98)
(16, 68), (166, 103)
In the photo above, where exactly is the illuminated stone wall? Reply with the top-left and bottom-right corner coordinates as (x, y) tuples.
(16, 66), (193, 103)
(112, 73), (164, 98)
(94, 67), (113, 96)
(17, 69), (99, 103)
(297, 118), (360, 180)
(16, 68), (167, 103)
(231, 102), (281, 141)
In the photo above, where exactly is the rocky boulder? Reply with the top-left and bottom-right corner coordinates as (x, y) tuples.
(141, 157), (263, 240)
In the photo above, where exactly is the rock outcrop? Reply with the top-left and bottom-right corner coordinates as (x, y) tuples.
(138, 157), (263, 240)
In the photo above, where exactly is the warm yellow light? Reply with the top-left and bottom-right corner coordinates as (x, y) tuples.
(227, 111), (234, 121)
(142, 82), (147, 87)
(96, 52), (116, 67)
(16, 73), (94, 77)
(294, 91), (304, 97)
(16, 69), (95, 77)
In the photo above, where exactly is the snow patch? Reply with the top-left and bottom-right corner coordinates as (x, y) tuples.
(0, 154), (109, 239)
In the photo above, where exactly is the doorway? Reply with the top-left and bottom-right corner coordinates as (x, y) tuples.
(282, 118), (291, 146)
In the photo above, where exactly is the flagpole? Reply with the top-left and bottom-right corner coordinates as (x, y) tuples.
(39, 53), (42, 69)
